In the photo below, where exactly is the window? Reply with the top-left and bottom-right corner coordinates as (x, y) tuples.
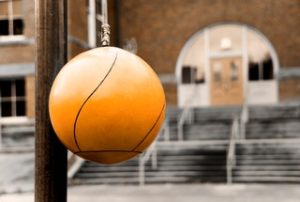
(213, 62), (222, 82)
(180, 24), (276, 84)
(248, 56), (274, 81)
(0, 78), (26, 117)
(182, 35), (205, 84)
(230, 61), (238, 81)
(0, 0), (24, 36)
(247, 28), (274, 81)
(181, 66), (197, 84)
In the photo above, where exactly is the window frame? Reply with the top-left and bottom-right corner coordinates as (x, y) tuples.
(0, 78), (26, 118)
(0, 0), (24, 40)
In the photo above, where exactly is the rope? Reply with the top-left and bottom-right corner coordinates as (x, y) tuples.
(101, 0), (110, 46)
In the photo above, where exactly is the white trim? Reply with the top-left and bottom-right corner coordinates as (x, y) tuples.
(247, 25), (279, 103)
(175, 23), (280, 107)
(8, 0), (14, 35)
(0, 63), (35, 78)
(0, 116), (33, 125)
(209, 50), (242, 58)
(204, 29), (210, 105)
(242, 26), (248, 101)
(0, 35), (26, 42)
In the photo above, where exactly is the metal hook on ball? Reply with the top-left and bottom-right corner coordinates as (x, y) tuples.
(101, 0), (110, 46)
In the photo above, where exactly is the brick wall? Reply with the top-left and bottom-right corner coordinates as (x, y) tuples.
(0, 0), (35, 64)
(118, 0), (300, 104)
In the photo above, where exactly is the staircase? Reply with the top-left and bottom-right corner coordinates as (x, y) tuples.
(160, 106), (240, 141)
(0, 118), (35, 192)
(72, 157), (140, 185)
(233, 142), (300, 183)
(246, 105), (300, 139)
(231, 104), (300, 183)
(71, 104), (300, 185)
(144, 145), (227, 184)
(0, 118), (35, 151)
(72, 106), (238, 185)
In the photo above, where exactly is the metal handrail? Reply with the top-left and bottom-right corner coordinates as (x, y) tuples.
(138, 120), (170, 185)
(177, 107), (191, 141)
(177, 86), (197, 141)
(240, 100), (249, 139)
(67, 152), (85, 179)
(139, 140), (157, 186)
(226, 117), (239, 184)
(161, 118), (170, 142)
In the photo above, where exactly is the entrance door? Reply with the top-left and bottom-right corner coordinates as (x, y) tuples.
(210, 57), (244, 106)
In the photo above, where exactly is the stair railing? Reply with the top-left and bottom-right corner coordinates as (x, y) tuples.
(240, 99), (249, 139)
(226, 117), (239, 184)
(139, 140), (157, 186)
(67, 152), (85, 179)
(138, 119), (170, 185)
(177, 107), (191, 141)
(177, 88), (196, 141)
(162, 118), (170, 142)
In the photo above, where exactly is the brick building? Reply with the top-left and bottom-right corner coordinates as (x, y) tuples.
(0, 0), (299, 119)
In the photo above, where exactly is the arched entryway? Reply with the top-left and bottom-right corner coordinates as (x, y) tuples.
(176, 23), (279, 107)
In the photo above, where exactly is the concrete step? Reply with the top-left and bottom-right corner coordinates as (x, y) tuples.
(76, 172), (138, 178)
(80, 166), (139, 172)
(248, 104), (300, 120)
(246, 120), (300, 139)
(234, 165), (300, 171)
(236, 154), (300, 160)
(233, 176), (300, 183)
(145, 176), (226, 184)
(72, 177), (139, 185)
(84, 160), (139, 167)
(236, 159), (300, 165)
(82, 165), (226, 173)
(154, 155), (226, 161)
(233, 170), (300, 176)
(182, 124), (230, 140)
(155, 160), (225, 166)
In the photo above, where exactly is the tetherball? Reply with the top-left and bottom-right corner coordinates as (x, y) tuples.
(49, 47), (165, 164)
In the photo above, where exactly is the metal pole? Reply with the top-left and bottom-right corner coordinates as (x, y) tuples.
(113, 0), (121, 47)
(0, 90), (2, 151)
(88, 0), (96, 48)
(35, 0), (68, 201)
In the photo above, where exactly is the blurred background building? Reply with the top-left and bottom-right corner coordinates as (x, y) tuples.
(0, 0), (300, 190)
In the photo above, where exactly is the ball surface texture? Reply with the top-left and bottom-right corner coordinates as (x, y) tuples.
(49, 47), (165, 164)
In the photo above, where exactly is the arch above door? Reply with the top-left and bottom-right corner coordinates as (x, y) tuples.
(176, 23), (279, 107)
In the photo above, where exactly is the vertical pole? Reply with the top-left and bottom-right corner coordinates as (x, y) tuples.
(0, 90), (2, 150)
(35, 0), (68, 202)
(114, 0), (121, 47)
(8, 0), (14, 35)
(88, 0), (96, 48)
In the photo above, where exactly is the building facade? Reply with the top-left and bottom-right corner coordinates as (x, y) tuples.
(0, 0), (299, 120)
(117, 0), (300, 107)
(0, 0), (35, 120)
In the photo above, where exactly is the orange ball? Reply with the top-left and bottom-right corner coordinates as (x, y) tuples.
(49, 47), (165, 164)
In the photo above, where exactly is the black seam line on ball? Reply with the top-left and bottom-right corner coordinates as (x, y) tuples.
(73, 52), (118, 151)
(131, 103), (166, 152)
(75, 150), (142, 154)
